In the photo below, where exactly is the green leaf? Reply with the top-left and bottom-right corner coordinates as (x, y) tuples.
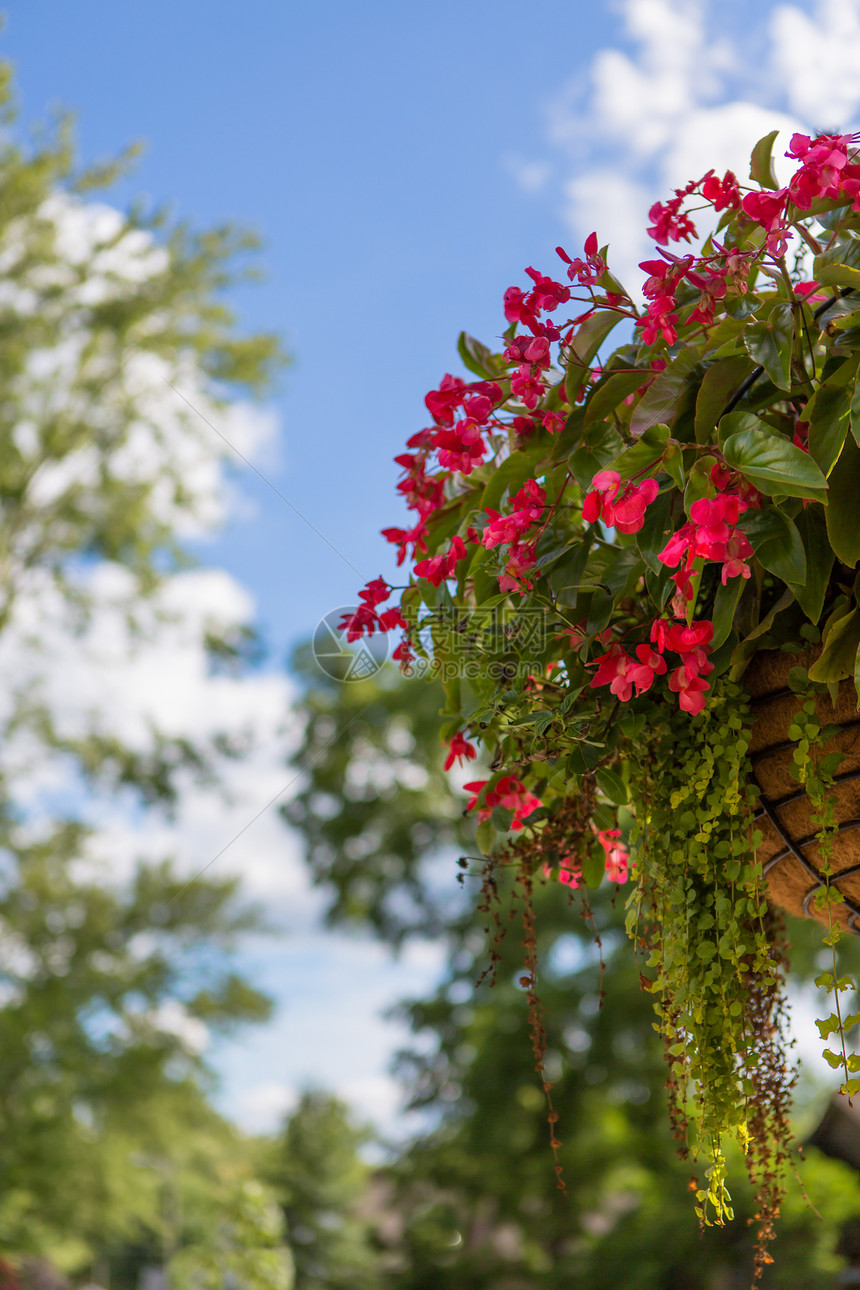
(850, 370), (860, 448)
(807, 355), (858, 476)
(475, 817), (496, 856)
(683, 454), (717, 513)
(582, 843), (607, 889)
(814, 262), (860, 291)
(710, 576), (745, 650)
(610, 422), (669, 479)
(827, 434), (860, 566)
(583, 368), (645, 427)
(457, 331), (500, 379)
(743, 304), (794, 391)
(793, 505), (834, 623)
(694, 356), (757, 443)
(823, 1048), (846, 1070)
(595, 767), (627, 804)
(564, 311), (622, 404)
(809, 608), (860, 682)
(662, 440), (685, 490)
(630, 346), (701, 435)
(737, 507), (806, 584)
(569, 421), (625, 490)
(750, 130), (780, 189)
(722, 428), (828, 501)
(635, 489), (672, 574)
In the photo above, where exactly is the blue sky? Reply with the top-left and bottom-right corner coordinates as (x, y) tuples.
(7, 0), (859, 1132)
(4, 1), (622, 655)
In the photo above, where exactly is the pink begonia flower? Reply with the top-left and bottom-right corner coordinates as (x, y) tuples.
(498, 542), (538, 595)
(627, 643), (668, 695)
(414, 535), (467, 587)
(668, 666), (711, 715)
(721, 530), (753, 583)
(433, 419), (487, 475)
(582, 471), (659, 534)
(589, 643), (635, 702)
(597, 829), (630, 883)
(464, 776), (541, 830)
(444, 732), (477, 771)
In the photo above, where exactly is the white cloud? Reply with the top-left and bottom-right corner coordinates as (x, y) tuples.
(538, 0), (860, 291)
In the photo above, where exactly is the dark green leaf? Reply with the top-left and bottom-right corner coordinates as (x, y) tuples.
(710, 577), (745, 650)
(564, 311), (622, 404)
(630, 346), (701, 435)
(807, 355), (858, 475)
(478, 444), (543, 514)
(583, 368), (645, 426)
(569, 421), (625, 490)
(662, 440), (685, 490)
(722, 428), (828, 501)
(743, 303), (793, 391)
(694, 356), (756, 443)
(595, 767), (627, 804)
(635, 489), (672, 574)
(582, 842), (607, 889)
(750, 130), (780, 189)
(737, 507), (806, 584)
(610, 422), (669, 479)
(826, 434), (860, 566)
(793, 505), (834, 623)
(809, 608), (860, 682)
(457, 331), (500, 379)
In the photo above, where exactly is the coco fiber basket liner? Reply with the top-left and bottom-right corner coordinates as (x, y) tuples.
(745, 648), (860, 930)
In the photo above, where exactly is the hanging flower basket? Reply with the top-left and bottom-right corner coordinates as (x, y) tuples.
(747, 650), (860, 927)
(344, 128), (860, 1274)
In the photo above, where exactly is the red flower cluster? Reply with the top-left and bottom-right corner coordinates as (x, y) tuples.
(741, 132), (860, 255)
(339, 578), (407, 642)
(482, 479), (546, 548)
(590, 620), (715, 715)
(582, 470), (659, 534)
(414, 535), (467, 587)
(464, 776), (542, 830)
(658, 491), (753, 601)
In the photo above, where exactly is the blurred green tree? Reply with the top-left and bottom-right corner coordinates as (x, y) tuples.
(0, 59), (285, 1272)
(265, 1092), (386, 1290)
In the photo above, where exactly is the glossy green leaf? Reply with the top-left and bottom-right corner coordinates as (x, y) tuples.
(630, 346), (701, 435)
(710, 576), (745, 650)
(595, 767), (627, 804)
(807, 354), (858, 476)
(584, 368), (645, 427)
(793, 505), (834, 623)
(635, 489), (672, 574)
(722, 428), (828, 501)
(737, 507), (806, 584)
(569, 421), (625, 490)
(662, 440), (685, 490)
(743, 303), (793, 391)
(749, 130), (780, 189)
(694, 356), (756, 443)
(564, 310), (622, 404)
(457, 331), (500, 379)
(815, 263), (860, 291)
(809, 607), (860, 682)
(611, 422), (669, 479)
(826, 434), (860, 566)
